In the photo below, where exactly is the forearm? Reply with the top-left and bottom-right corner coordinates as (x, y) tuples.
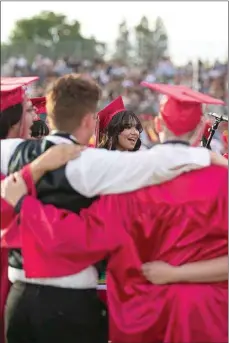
(174, 256), (228, 283)
(28, 159), (46, 183)
(72, 145), (211, 197)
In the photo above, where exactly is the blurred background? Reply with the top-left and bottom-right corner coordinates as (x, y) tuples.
(1, 1), (228, 148)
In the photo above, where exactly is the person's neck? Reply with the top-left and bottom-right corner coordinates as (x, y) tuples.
(51, 129), (88, 146)
(164, 138), (190, 145)
(116, 147), (125, 151)
(6, 126), (21, 139)
(115, 145), (128, 152)
(160, 132), (190, 145)
(72, 129), (89, 145)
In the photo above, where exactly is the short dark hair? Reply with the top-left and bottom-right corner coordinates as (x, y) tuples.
(31, 120), (49, 138)
(46, 74), (101, 133)
(100, 110), (142, 151)
(0, 103), (23, 139)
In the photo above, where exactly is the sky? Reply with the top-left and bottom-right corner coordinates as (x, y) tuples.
(1, 1), (228, 64)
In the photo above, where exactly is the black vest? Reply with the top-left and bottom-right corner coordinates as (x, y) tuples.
(8, 134), (99, 270)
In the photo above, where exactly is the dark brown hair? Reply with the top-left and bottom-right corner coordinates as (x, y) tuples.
(99, 110), (142, 151)
(0, 103), (23, 139)
(31, 120), (49, 138)
(46, 74), (101, 133)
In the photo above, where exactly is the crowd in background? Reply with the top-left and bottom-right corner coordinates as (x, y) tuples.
(1, 54), (228, 149)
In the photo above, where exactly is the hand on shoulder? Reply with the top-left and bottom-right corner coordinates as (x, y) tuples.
(210, 151), (228, 168)
(1, 173), (27, 207)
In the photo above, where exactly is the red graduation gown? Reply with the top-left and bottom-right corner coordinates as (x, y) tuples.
(2, 166), (228, 343)
(105, 166), (228, 343)
(0, 173), (14, 343)
(0, 166), (35, 343)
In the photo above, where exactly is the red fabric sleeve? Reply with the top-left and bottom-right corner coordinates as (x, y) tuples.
(0, 173), (15, 229)
(20, 164), (37, 196)
(4, 195), (127, 278)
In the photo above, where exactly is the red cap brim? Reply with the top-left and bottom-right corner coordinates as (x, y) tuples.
(1, 76), (39, 87)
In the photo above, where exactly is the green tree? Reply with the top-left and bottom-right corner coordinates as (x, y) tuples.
(134, 16), (153, 65)
(114, 20), (131, 61)
(134, 16), (168, 67)
(1, 43), (9, 61)
(4, 11), (105, 62)
(9, 11), (82, 47)
(153, 17), (169, 62)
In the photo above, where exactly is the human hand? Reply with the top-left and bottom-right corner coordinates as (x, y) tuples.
(1, 173), (28, 207)
(210, 151), (228, 167)
(142, 261), (178, 285)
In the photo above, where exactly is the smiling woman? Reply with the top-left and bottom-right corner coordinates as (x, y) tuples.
(100, 110), (142, 151)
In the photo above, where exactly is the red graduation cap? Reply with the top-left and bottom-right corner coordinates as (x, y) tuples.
(141, 82), (225, 136)
(176, 85), (224, 105)
(0, 84), (24, 111)
(31, 97), (46, 114)
(1, 76), (39, 87)
(1, 76), (39, 112)
(98, 96), (125, 132)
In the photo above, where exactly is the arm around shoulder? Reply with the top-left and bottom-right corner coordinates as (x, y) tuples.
(66, 145), (211, 197)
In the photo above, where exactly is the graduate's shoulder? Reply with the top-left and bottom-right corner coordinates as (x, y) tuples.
(194, 164), (228, 187)
(108, 164), (228, 206)
(202, 164), (228, 194)
(201, 164), (228, 177)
